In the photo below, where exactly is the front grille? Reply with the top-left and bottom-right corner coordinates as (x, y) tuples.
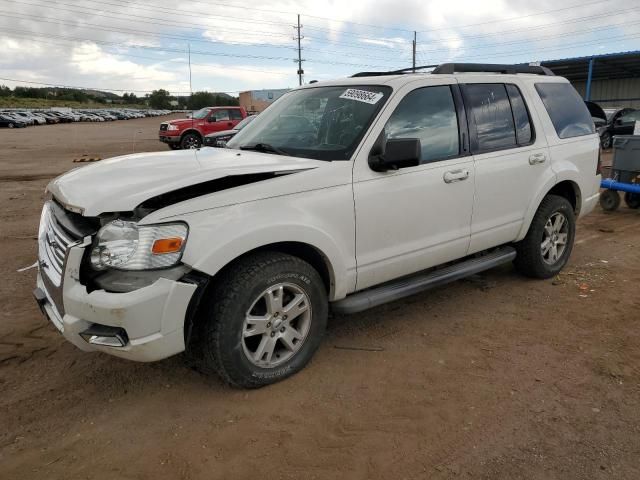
(39, 203), (78, 286)
(160, 123), (168, 131)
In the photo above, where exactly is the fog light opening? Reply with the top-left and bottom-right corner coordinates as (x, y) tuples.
(80, 324), (129, 348)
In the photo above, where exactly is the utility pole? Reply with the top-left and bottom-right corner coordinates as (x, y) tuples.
(294, 14), (304, 86)
(412, 31), (416, 72)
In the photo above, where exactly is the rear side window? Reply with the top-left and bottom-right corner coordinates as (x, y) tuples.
(462, 83), (516, 152)
(535, 83), (595, 139)
(230, 109), (244, 120)
(506, 84), (532, 145)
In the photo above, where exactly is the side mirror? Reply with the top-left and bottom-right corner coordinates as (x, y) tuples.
(208, 116), (217, 123)
(369, 138), (421, 172)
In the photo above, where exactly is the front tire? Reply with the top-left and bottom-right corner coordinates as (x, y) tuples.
(514, 195), (576, 279)
(600, 131), (612, 149)
(180, 133), (201, 149)
(190, 252), (328, 388)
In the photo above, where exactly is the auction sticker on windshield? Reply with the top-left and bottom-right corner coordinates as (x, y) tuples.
(339, 89), (384, 105)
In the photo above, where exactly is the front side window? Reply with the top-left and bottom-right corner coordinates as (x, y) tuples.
(227, 85), (392, 160)
(212, 109), (231, 121)
(620, 110), (640, 123)
(463, 83), (516, 152)
(191, 108), (210, 120)
(383, 85), (459, 163)
(535, 82), (595, 139)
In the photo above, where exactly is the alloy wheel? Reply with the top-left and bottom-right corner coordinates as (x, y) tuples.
(242, 282), (312, 368)
(541, 212), (569, 265)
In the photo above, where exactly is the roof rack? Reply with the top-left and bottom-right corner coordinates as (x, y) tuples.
(351, 64), (438, 77)
(432, 63), (555, 76)
(351, 62), (555, 78)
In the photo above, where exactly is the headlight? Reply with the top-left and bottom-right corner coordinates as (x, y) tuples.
(90, 220), (188, 271)
(167, 124), (179, 131)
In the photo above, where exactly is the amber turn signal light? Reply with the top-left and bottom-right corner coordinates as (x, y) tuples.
(152, 237), (184, 255)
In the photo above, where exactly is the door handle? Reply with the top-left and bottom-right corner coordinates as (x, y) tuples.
(443, 169), (470, 183)
(529, 153), (547, 165)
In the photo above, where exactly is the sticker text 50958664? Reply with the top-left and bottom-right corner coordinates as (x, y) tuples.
(339, 89), (384, 105)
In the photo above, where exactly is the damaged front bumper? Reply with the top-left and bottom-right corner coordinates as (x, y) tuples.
(35, 237), (198, 362)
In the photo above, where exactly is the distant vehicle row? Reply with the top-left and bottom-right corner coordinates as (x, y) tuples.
(0, 109), (172, 128)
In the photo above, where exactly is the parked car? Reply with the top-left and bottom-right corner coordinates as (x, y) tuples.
(159, 106), (248, 149)
(35, 64), (601, 388)
(203, 114), (256, 147)
(600, 107), (637, 148)
(6, 112), (34, 126)
(0, 114), (27, 128)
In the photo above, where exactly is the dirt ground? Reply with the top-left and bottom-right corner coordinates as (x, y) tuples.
(1, 116), (639, 480)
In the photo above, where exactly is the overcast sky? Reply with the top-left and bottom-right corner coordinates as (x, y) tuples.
(1, 0), (639, 95)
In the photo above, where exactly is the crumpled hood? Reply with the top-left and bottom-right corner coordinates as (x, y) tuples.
(48, 148), (325, 216)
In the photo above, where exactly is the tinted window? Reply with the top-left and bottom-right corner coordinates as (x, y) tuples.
(230, 109), (244, 120)
(463, 84), (516, 152)
(535, 83), (595, 139)
(384, 85), (459, 163)
(506, 84), (532, 145)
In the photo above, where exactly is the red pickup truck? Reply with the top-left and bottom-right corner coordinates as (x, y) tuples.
(159, 106), (247, 150)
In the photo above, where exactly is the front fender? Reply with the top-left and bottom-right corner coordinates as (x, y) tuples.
(167, 189), (357, 301)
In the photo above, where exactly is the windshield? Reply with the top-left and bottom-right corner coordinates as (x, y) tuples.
(227, 85), (392, 160)
(191, 108), (210, 120)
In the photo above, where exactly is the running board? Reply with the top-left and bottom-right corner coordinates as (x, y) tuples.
(332, 246), (516, 315)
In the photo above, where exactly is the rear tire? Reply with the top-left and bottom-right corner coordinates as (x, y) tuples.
(600, 131), (612, 149)
(624, 192), (640, 209)
(514, 195), (576, 279)
(180, 133), (201, 149)
(189, 252), (328, 388)
(600, 189), (621, 211)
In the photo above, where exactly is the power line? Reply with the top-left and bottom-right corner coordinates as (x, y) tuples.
(416, 18), (640, 55)
(0, 12), (297, 60)
(417, 5), (640, 44)
(0, 0), (295, 42)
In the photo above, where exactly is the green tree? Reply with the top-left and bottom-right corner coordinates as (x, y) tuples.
(148, 89), (172, 109)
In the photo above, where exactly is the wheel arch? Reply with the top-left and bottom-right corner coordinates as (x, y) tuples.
(516, 178), (582, 241)
(180, 129), (203, 141)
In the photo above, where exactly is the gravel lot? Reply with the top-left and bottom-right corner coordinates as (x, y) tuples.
(1, 116), (639, 479)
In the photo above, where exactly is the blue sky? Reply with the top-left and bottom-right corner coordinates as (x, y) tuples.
(1, 0), (639, 96)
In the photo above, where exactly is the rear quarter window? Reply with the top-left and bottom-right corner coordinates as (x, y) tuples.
(535, 83), (595, 139)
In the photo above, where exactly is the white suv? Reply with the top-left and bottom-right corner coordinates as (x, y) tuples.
(34, 63), (601, 388)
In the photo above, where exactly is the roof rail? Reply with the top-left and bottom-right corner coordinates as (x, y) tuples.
(431, 63), (555, 76)
(350, 62), (555, 78)
(351, 64), (438, 77)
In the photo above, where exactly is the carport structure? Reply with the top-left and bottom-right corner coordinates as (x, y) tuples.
(541, 50), (640, 108)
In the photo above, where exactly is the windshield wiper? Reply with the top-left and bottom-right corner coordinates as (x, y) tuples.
(239, 143), (290, 156)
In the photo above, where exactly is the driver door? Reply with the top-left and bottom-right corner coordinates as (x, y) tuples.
(204, 109), (233, 135)
(353, 82), (475, 290)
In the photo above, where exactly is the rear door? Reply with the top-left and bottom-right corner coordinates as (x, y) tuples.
(461, 80), (553, 253)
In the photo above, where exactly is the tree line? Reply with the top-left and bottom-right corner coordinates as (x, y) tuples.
(0, 84), (240, 110)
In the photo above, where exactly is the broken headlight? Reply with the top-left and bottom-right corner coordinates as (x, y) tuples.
(90, 220), (188, 270)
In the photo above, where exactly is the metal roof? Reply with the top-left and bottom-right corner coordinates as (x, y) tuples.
(540, 50), (640, 81)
